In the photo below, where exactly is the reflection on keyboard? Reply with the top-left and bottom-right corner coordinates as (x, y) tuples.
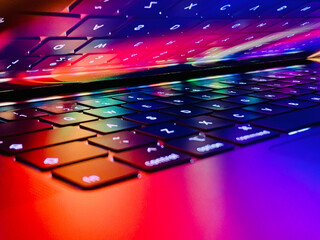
(0, 66), (320, 189)
(1, 0), (320, 77)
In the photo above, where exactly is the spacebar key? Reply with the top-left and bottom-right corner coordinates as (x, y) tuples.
(0, 126), (96, 154)
(252, 106), (320, 132)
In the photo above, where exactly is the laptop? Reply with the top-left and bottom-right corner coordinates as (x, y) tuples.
(0, 0), (320, 239)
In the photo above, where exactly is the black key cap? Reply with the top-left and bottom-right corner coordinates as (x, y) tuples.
(177, 116), (234, 131)
(259, 82), (294, 88)
(37, 102), (89, 114)
(84, 106), (135, 118)
(0, 119), (52, 138)
(212, 109), (264, 123)
(161, 106), (211, 118)
(207, 124), (279, 146)
(80, 118), (139, 134)
(78, 98), (125, 108)
(171, 85), (212, 93)
(41, 112), (97, 126)
(249, 91), (290, 100)
(145, 88), (182, 97)
(252, 106), (320, 132)
(189, 92), (227, 100)
(112, 93), (156, 102)
(16, 142), (108, 170)
(238, 85), (274, 92)
(89, 131), (156, 151)
(52, 158), (138, 190)
(157, 96), (200, 105)
(136, 123), (198, 140)
(213, 88), (252, 96)
(0, 108), (48, 121)
(295, 84), (320, 91)
(222, 96), (267, 105)
(122, 101), (170, 111)
(243, 103), (292, 115)
(114, 145), (191, 172)
(0, 127), (96, 154)
(280, 79), (315, 84)
(194, 100), (241, 111)
(271, 99), (317, 109)
(165, 134), (234, 157)
(123, 112), (177, 125)
(295, 94), (320, 103)
(198, 82), (232, 89)
(273, 88), (313, 96)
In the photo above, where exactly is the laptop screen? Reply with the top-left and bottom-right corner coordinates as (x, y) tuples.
(0, 0), (319, 88)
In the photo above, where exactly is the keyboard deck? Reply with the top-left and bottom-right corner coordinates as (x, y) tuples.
(0, 65), (319, 189)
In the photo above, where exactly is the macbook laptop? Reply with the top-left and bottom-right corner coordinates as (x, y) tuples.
(0, 0), (320, 239)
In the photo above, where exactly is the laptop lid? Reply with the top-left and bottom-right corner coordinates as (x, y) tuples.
(0, 0), (319, 97)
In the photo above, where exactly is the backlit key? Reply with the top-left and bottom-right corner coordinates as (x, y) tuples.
(0, 119), (52, 138)
(89, 131), (156, 151)
(207, 125), (279, 146)
(165, 134), (234, 157)
(114, 145), (190, 172)
(80, 118), (139, 134)
(41, 112), (98, 126)
(38, 102), (89, 114)
(0, 108), (48, 121)
(52, 158), (138, 189)
(16, 142), (108, 170)
(0, 127), (96, 154)
(137, 123), (198, 140)
(84, 106), (135, 118)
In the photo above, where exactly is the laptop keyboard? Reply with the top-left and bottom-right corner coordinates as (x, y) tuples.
(1, 66), (320, 189)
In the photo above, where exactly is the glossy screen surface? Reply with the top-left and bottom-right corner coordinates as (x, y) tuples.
(0, 0), (319, 86)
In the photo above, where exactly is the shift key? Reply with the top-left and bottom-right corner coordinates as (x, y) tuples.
(0, 126), (96, 155)
(252, 106), (320, 132)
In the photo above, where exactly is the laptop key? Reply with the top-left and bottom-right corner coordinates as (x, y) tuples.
(41, 112), (98, 127)
(222, 96), (267, 105)
(123, 112), (177, 125)
(194, 100), (241, 111)
(84, 106), (135, 118)
(177, 116), (234, 131)
(189, 92), (227, 100)
(243, 103), (292, 116)
(38, 102), (89, 114)
(52, 158), (138, 190)
(213, 88), (252, 96)
(0, 119), (52, 138)
(271, 99), (317, 109)
(161, 106), (211, 118)
(16, 142), (108, 170)
(295, 84), (320, 91)
(0, 127), (96, 154)
(114, 145), (191, 172)
(252, 106), (320, 132)
(136, 123), (198, 140)
(112, 93), (156, 102)
(122, 101), (170, 111)
(0, 108), (48, 121)
(249, 91), (291, 100)
(295, 94), (320, 103)
(212, 109), (264, 123)
(80, 118), (139, 134)
(165, 134), (234, 158)
(207, 125), (279, 146)
(89, 131), (156, 151)
(77, 98), (125, 108)
(273, 88), (314, 96)
(157, 96), (201, 105)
